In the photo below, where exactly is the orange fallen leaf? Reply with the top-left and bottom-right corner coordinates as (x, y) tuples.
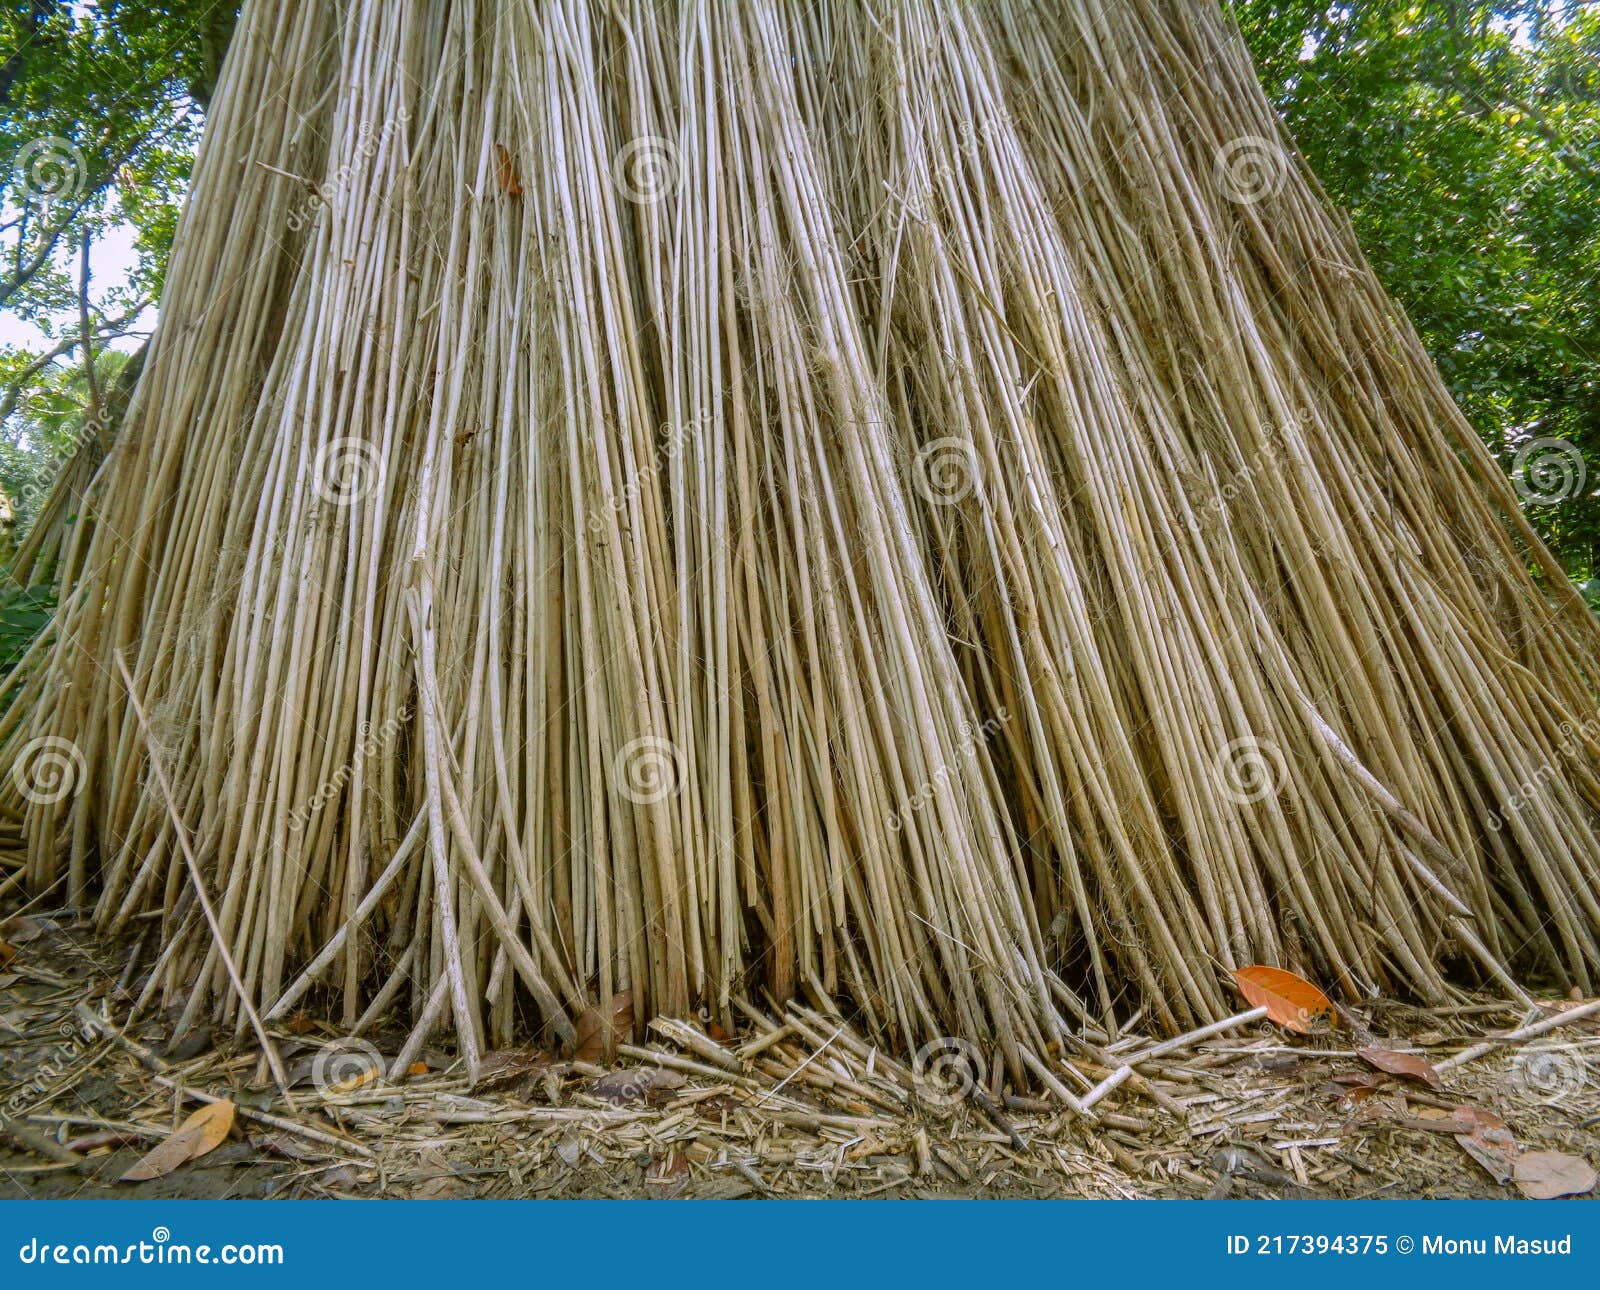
(1357, 1046), (1442, 1088)
(121, 1101), (235, 1182)
(407, 1061), (429, 1077)
(1232, 965), (1332, 1033)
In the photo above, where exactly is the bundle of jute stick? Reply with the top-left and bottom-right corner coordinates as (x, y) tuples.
(4, 0), (1599, 1080)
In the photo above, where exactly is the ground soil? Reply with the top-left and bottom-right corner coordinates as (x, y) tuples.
(2, 913), (1596, 1200)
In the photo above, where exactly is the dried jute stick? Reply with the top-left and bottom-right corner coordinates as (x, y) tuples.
(1436, 998), (1600, 1072)
(1, 0), (1597, 1081)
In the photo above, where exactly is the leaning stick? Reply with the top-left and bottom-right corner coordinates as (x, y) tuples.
(73, 1003), (369, 1157)
(114, 650), (296, 1105)
(1018, 1048), (1095, 1120)
(1436, 997), (1600, 1071)
(265, 810), (424, 1020)
(1299, 699), (1474, 917)
(1081, 1007), (1268, 1110)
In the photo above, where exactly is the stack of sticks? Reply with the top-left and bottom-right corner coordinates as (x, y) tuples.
(4, 0), (1599, 1080)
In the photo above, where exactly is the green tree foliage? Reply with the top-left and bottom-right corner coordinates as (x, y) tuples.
(0, 348), (126, 530)
(1, 1), (231, 306)
(1234, 0), (1600, 580)
(1, 1), (232, 545)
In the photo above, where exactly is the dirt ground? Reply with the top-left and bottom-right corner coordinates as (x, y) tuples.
(2, 911), (1597, 1200)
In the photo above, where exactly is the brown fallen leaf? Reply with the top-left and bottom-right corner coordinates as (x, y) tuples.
(495, 144), (522, 197)
(328, 1064), (381, 1096)
(0, 915), (51, 943)
(121, 1101), (236, 1182)
(647, 1148), (689, 1194)
(64, 1129), (146, 1154)
(1327, 1074), (1385, 1105)
(1449, 1106), (1520, 1184)
(0, 939), (14, 970)
(1232, 965), (1332, 1034)
(1357, 1046), (1442, 1088)
(284, 1012), (319, 1036)
(473, 1047), (558, 1091)
(1450, 1105), (1511, 1135)
(161, 1026), (214, 1062)
(585, 1066), (686, 1106)
(574, 990), (634, 1062)
(1514, 1150), (1597, 1200)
